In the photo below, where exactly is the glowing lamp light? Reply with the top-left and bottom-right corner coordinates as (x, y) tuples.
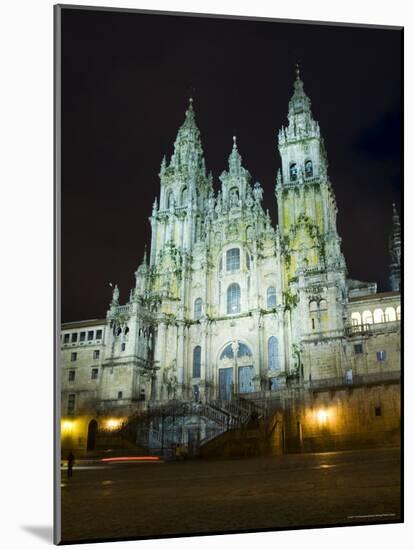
(316, 409), (329, 424)
(105, 418), (123, 430)
(61, 420), (74, 432)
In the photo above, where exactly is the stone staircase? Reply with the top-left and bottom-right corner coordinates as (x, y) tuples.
(117, 398), (264, 458)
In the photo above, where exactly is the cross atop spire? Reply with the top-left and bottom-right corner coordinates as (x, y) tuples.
(295, 63), (301, 81)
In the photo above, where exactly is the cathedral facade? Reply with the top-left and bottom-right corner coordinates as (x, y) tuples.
(61, 70), (401, 421)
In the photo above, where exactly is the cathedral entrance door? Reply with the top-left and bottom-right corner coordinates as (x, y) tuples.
(238, 366), (254, 393)
(219, 367), (233, 400)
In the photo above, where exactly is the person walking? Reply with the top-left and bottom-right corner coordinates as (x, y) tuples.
(67, 450), (75, 478)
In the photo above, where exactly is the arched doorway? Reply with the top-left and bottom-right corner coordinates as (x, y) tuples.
(86, 419), (98, 451)
(218, 341), (254, 399)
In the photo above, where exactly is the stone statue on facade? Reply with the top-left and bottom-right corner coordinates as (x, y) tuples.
(253, 182), (263, 204)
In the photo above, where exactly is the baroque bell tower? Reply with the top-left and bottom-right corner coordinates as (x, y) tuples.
(276, 67), (348, 378)
(148, 99), (213, 306)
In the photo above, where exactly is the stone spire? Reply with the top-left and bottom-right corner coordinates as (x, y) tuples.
(279, 64), (321, 145)
(228, 135), (244, 176)
(169, 97), (206, 176)
(219, 136), (251, 205)
(389, 203), (401, 291)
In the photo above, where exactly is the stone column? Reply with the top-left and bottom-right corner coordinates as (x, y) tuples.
(153, 322), (167, 401)
(200, 319), (208, 402)
(176, 323), (185, 398)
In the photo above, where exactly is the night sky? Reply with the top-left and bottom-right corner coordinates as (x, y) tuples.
(60, 7), (402, 323)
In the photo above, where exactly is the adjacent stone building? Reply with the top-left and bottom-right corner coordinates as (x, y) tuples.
(60, 69), (401, 451)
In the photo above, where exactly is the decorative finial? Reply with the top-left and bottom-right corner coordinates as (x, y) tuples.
(295, 63), (301, 80)
(232, 135), (237, 150)
(188, 97), (193, 110)
(143, 244), (148, 264)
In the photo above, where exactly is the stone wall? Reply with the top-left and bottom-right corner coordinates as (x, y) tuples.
(284, 383), (401, 453)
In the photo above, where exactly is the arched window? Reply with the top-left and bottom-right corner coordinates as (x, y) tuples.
(267, 286), (276, 308)
(305, 159), (313, 178)
(290, 162), (298, 182)
(229, 187), (239, 206)
(181, 186), (188, 205)
(362, 310), (373, 325)
(194, 298), (202, 320)
(396, 305), (401, 321)
(226, 248), (240, 271)
(192, 346), (201, 378)
(194, 216), (201, 242)
(310, 301), (318, 331)
(246, 226), (253, 241)
(351, 312), (362, 326)
(219, 341), (252, 360)
(227, 283), (241, 314)
(237, 343), (252, 358)
(220, 344), (234, 360)
(385, 307), (397, 322)
(246, 252), (250, 270)
(268, 337), (279, 372)
(319, 299), (327, 310)
(373, 308), (384, 323)
(166, 190), (173, 209)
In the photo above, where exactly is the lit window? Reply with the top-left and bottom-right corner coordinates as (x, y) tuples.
(362, 310), (373, 325)
(91, 368), (99, 380)
(193, 346), (201, 378)
(354, 344), (363, 355)
(351, 312), (361, 326)
(63, 334), (70, 344)
(79, 332), (86, 342)
(268, 337), (279, 371)
(71, 333), (78, 343)
(87, 330), (94, 341)
(267, 287), (276, 308)
(96, 329), (103, 340)
(93, 350), (100, 360)
(226, 248), (240, 271)
(373, 309), (384, 323)
(194, 298), (202, 320)
(70, 352), (77, 362)
(67, 394), (76, 415)
(227, 283), (241, 314)
(68, 370), (76, 382)
(385, 307), (396, 322)
(377, 350), (387, 362)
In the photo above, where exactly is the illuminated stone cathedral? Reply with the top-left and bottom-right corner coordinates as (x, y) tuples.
(61, 69), (401, 451)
